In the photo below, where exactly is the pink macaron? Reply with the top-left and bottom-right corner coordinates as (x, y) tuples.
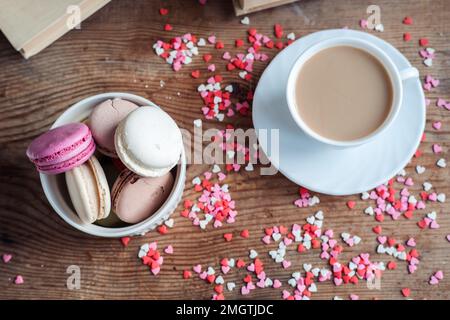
(89, 98), (139, 157)
(26, 123), (95, 174)
(111, 169), (174, 224)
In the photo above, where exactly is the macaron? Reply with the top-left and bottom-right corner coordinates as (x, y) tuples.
(89, 98), (139, 157)
(115, 106), (183, 177)
(111, 169), (174, 224)
(65, 155), (111, 224)
(26, 123), (95, 175)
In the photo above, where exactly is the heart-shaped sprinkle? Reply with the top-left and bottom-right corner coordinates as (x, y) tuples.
(436, 158), (446, 168)
(2, 254), (12, 263)
(164, 245), (173, 254)
(240, 16), (250, 25)
(14, 275), (24, 285)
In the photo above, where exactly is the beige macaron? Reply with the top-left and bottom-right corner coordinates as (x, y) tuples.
(65, 155), (111, 224)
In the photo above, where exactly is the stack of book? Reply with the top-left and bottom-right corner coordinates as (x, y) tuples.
(233, 0), (299, 15)
(0, 0), (110, 58)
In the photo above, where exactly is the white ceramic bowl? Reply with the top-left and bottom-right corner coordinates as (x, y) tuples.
(40, 92), (186, 237)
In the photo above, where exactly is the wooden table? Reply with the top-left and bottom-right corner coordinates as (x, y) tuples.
(0, 0), (449, 300)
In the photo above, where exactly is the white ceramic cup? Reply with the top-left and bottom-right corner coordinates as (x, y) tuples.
(286, 37), (419, 147)
(40, 92), (186, 237)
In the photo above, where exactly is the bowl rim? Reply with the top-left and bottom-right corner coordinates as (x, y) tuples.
(39, 92), (186, 237)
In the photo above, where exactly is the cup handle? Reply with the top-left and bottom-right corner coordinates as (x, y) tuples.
(400, 67), (419, 81)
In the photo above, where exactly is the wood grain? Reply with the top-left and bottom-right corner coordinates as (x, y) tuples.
(0, 0), (449, 300)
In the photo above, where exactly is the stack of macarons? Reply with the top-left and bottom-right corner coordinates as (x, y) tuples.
(26, 98), (183, 226)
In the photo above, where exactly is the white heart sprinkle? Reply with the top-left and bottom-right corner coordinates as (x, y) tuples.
(215, 275), (224, 284)
(249, 249), (258, 259)
(226, 282), (236, 291)
(427, 211), (437, 220)
(240, 16), (250, 25)
(288, 279), (297, 287)
(437, 193), (446, 203)
(361, 192), (370, 200)
(245, 163), (254, 171)
(424, 58), (433, 67)
(212, 164), (221, 173)
(303, 264), (312, 272)
(423, 182), (432, 192)
(364, 206), (374, 216)
(287, 32), (296, 40)
(164, 219), (174, 228)
(437, 158), (447, 168)
(224, 85), (233, 93)
(192, 177), (201, 185)
(375, 23), (384, 32)
(416, 165), (426, 174)
(315, 211), (324, 220)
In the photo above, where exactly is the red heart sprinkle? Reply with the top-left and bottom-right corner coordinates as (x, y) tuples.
(403, 16), (413, 25)
(120, 237), (130, 247)
(387, 261), (397, 270)
(203, 54), (212, 62)
(240, 229), (250, 238)
(346, 201), (356, 209)
(235, 39), (244, 47)
(403, 32), (411, 41)
(191, 70), (200, 79)
(183, 270), (192, 279)
(372, 225), (382, 234)
(164, 24), (173, 31)
(159, 8), (169, 15)
(215, 41), (224, 49)
(223, 233), (233, 242)
(157, 225), (168, 235)
(401, 288), (411, 297)
(419, 38), (429, 47)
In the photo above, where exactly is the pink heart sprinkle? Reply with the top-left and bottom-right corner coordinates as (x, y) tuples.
(431, 80), (439, 88)
(360, 19), (368, 29)
(256, 279), (265, 288)
(193, 264), (202, 273)
(429, 276), (439, 285)
(437, 98), (447, 107)
(435, 270), (444, 280)
(208, 64), (216, 72)
(199, 271), (207, 280)
(432, 144), (442, 154)
(222, 52), (231, 60)
(433, 121), (442, 130)
(334, 278), (343, 286)
(273, 279), (282, 288)
(282, 260), (291, 269)
(207, 35), (216, 44)
(377, 236), (387, 244)
(406, 238), (416, 247)
(218, 172), (226, 181)
(14, 275), (24, 285)
(408, 264), (417, 274)
(241, 286), (250, 295)
(446, 234), (450, 242)
(423, 83), (432, 91)
(282, 290), (290, 299)
(221, 266), (230, 274)
(430, 220), (440, 229)
(261, 235), (271, 244)
(151, 267), (160, 275)
(2, 254), (12, 263)
(164, 245), (173, 254)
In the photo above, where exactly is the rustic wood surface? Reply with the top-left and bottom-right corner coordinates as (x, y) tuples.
(0, 0), (449, 300)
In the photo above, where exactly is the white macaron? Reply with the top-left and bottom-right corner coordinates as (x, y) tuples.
(115, 106), (183, 177)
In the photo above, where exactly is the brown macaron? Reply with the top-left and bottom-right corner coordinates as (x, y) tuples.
(111, 169), (174, 224)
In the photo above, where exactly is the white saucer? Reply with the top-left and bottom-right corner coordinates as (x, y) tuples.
(253, 29), (425, 196)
